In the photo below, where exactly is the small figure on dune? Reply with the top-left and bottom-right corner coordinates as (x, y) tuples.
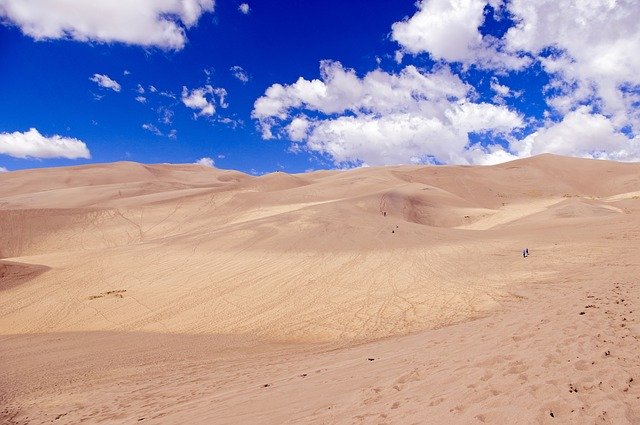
(383, 211), (387, 217)
(525, 248), (529, 256)
(522, 249), (526, 258)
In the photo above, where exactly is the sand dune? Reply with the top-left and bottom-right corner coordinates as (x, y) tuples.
(1, 154), (639, 423)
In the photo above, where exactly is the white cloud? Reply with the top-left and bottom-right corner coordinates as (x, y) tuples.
(142, 123), (162, 136)
(135, 96), (147, 103)
(182, 86), (215, 117)
(159, 90), (176, 99)
(136, 84), (145, 94)
(181, 85), (228, 118)
(230, 65), (249, 83)
(488, 77), (523, 105)
(248, 1), (640, 165)
(0, 166), (8, 172)
(253, 61), (523, 165)
(158, 107), (174, 125)
(303, 105), (523, 165)
(504, 0), (640, 132)
(510, 107), (640, 161)
(381, 0), (640, 163)
(218, 117), (242, 128)
(90, 73), (121, 92)
(0, 128), (90, 159)
(286, 117), (310, 141)
(195, 157), (215, 167)
(213, 87), (228, 108)
(490, 77), (510, 97)
(392, 0), (640, 132)
(0, 0), (215, 50)
(238, 3), (250, 14)
(391, 0), (528, 70)
(392, 0), (485, 61)
(168, 129), (178, 140)
(123, 70), (131, 76)
(253, 60), (470, 122)
(464, 145), (519, 165)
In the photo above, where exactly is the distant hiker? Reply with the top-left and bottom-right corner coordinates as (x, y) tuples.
(383, 211), (387, 217)
(525, 248), (529, 256)
(522, 249), (527, 258)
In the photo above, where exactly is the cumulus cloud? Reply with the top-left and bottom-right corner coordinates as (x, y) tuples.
(391, 0), (528, 69)
(0, 166), (8, 172)
(135, 96), (147, 103)
(181, 85), (228, 118)
(511, 107), (640, 161)
(253, 61), (523, 165)
(273, 0), (633, 164)
(0, 128), (91, 159)
(0, 0), (215, 50)
(392, 0), (485, 60)
(238, 3), (250, 14)
(391, 0), (640, 152)
(90, 74), (121, 92)
(230, 65), (249, 83)
(195, 157), (215, 167)
(286, 117), (310, 141)
(504, 0), (640, 133)
(247, 1), (640, 165)
(182, 86), (215, 116)
(253, 61), (469, 121)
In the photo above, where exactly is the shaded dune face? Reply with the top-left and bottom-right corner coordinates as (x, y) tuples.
(1, 154), (639, 343)
(0, 262), (50, 292)
(379, 189), (463, 227)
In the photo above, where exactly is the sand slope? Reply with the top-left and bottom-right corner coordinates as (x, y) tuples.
(1, 154), (639, 423)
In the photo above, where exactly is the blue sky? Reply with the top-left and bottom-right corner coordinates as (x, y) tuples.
(1, 0), (639, 174)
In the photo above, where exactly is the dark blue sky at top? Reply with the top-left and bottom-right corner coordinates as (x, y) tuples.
(0, 0), (548, 174)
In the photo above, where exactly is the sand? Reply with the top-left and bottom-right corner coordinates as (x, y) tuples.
(1, 153), (639, 423)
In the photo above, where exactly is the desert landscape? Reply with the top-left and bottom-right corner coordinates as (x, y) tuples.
(1, 153), (640, 424)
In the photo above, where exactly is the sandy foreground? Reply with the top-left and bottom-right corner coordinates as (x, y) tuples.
(1, 154), (639, 424)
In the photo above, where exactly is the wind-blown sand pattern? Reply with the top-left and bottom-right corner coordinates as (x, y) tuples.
(1, 154), (639, 423)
